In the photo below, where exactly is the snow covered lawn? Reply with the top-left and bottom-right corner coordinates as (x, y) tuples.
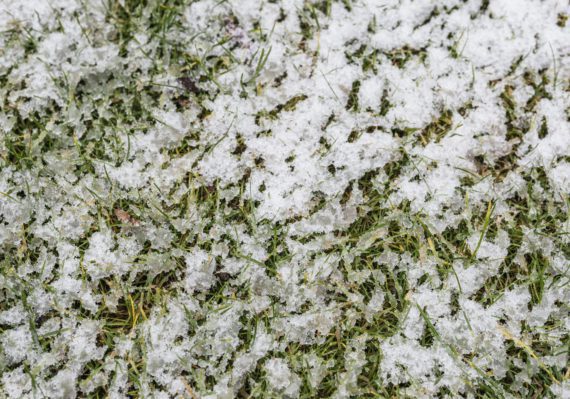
(0, 0), (569, 397)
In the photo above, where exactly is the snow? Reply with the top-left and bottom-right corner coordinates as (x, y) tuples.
(0, 0), (569, 397)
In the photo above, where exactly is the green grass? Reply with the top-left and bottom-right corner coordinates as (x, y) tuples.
(0, 0), (568, 398)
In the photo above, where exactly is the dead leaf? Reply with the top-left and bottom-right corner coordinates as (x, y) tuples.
(114, 208), (140, 226)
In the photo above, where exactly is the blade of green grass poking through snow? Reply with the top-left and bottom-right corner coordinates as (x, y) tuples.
(471, 200), (496, 259)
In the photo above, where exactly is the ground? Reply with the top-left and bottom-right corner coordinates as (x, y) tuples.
(0, 0), (569, 398)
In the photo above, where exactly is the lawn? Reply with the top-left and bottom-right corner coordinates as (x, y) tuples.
(0, 0), (569, 398)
